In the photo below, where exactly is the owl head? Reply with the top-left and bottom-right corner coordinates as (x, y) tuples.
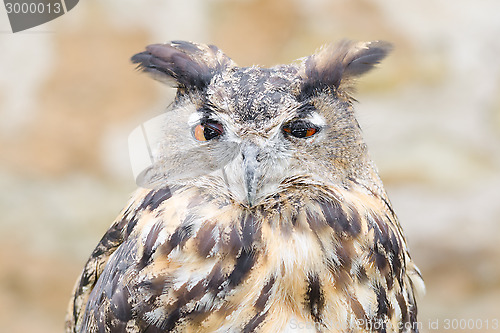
(131, 40), (391, 206)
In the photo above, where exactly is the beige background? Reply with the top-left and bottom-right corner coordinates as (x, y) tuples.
(1, 0), (499, 332)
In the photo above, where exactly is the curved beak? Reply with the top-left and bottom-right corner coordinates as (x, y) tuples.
(241, 142), (261, 206)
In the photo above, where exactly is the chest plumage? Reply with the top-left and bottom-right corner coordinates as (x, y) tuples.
(66, 40), (423, 333)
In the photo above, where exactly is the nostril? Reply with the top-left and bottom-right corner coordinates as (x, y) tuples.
(242, 152), (262, 163)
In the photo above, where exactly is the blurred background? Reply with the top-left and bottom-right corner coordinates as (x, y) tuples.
(1, 0), (499, 331)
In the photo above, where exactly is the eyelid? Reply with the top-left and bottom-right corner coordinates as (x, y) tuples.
(188, 109), (224, 127)
(204, 122), (224, 133)
(282, 120), (320, 138)
(193, 121), (224, 141)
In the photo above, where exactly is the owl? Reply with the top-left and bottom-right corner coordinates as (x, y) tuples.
(66, 40), (424, 333)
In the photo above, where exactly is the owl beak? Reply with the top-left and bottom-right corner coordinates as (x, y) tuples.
(241, 143), (261, 206)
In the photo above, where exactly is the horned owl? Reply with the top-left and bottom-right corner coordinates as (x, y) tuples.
(66, 40), (424, 333)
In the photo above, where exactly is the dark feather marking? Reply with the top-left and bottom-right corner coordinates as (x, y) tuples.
(396, 293), (408, 325)
(102, 228), (122, 248)
(142, 323), (164, 333)
(138, 276), (169, 300)
(150, 280), (208, 330)
(243, 310), (269, 333)
(78, 269), (93, 293)
(369, 217), (390, 272)
(90, 222), (123, 260)
(170, 221), (194, 248)
(162, 307), (181, 331)
(240, 212), (259, 250)
(386, 269), (395, 291)
(374, 215), (390, 250)
(226, 225), (243, 255)
(390, 231), (403, 284)
(195, 222), (217, 258)
(372, 244), (389, 273)
(319, 199), (352, 236)
(125, 216), (138, 238)
(370, 213), (406, 289)
(290, 211), (299, 227)
(346, 204), (362, 236)
(356, 265), (369, 283)
(223, 212), (260, 288)
(181, 280), (206, 303)
(162, 216), (195, 256)
(349, 295), (367, 321)
(206, 262), (225, 293)
(305, 208), (327, 231)
(110, 284), (132, 322)
(326, 257), (351, 289)
(134, 277), (170, 323)
(141, 188), (172, 211)
(334, 241), (352, 271)
(142, 302), (183, 331)
(103, 241), (137, 299)
(390, 229), (401, 258)
(254, 276), (275, 311)
(138, 221), (163, 269)
(228, 247), (256, 287)
(325, 256), (336, 273)
(376, 284), (390, 318)
(305, 273), (325, 322)
(171, 281), (207, 312)
(408, 298), (419, 332)
(82, 240), (137, 331)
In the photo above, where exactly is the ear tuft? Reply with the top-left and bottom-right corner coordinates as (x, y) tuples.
(131, 41), (235, 91)
(299, 40), (392, 99)
(342, 40), (392, 78)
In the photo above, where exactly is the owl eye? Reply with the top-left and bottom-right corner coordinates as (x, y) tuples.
(283, 120), (319, 138)
(193, 122), (224, 141)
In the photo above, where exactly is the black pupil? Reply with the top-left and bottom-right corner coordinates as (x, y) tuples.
(286, 121), (316, 138)
(204, 124), (221, 140)
(291, 127), (308, 138)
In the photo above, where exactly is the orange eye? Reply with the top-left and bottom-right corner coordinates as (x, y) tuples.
(193, 122), (224, 141)
(283, 121), (319, 138)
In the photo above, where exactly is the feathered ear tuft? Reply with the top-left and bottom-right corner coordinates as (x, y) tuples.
(131, 41), (236, 91)
(299, 40), (392, 99)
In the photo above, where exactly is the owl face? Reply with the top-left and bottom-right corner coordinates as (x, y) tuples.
(132, 41), (391, 206)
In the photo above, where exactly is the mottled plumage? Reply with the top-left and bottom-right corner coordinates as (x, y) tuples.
(66, 40), (423, 333)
